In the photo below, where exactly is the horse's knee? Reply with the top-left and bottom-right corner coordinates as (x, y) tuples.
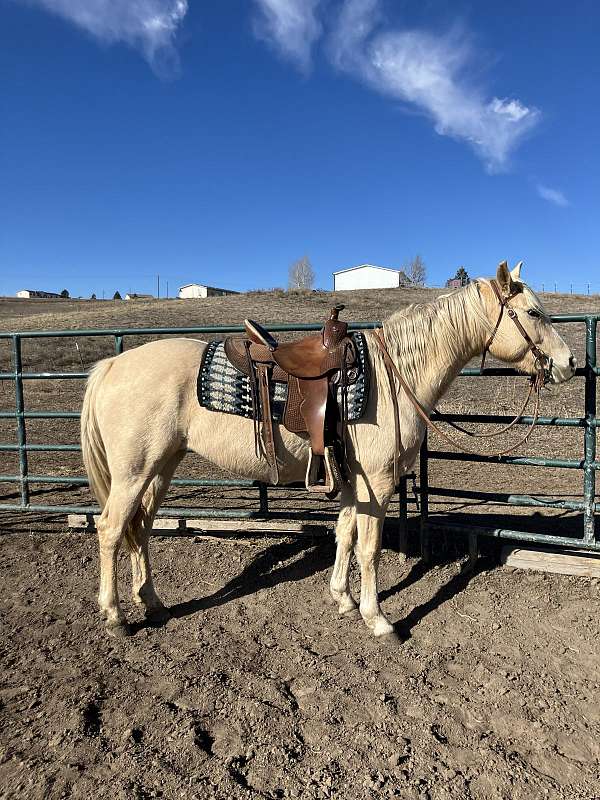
(335, 506), (356, 543)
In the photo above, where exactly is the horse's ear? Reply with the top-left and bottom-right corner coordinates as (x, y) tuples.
(510, 261), (523, 282)
(496, 261), (515, 295)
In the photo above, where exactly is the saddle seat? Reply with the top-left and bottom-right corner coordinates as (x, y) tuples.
(223, 305), (358, 497)
(243, 314), (353, 378)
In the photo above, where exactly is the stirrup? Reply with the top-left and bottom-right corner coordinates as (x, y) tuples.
(305, 447), (342, 498)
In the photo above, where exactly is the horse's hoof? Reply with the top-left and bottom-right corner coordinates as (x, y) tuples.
(376, 630), (402, 647)
(145, 605), (171, 625)
(106, 621), (132, 638)
(340, 607), (361, 620)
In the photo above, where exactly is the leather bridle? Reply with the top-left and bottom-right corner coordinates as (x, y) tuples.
(373, 279), (551, 484)
(480, 279), (551, 383)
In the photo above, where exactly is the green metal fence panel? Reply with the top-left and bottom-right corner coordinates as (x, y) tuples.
(420, 313), (599, 554)
(0, 315), (597, 552)
(0, 321), (385, 524)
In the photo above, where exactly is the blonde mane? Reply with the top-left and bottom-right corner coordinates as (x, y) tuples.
(375, 281), (488, 392)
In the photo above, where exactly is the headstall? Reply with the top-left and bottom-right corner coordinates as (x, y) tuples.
(373, 279), (550, 484)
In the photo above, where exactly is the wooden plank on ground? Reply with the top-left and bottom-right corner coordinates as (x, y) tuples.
(67, 514), (312, 535)
(501, 545), (600, 578)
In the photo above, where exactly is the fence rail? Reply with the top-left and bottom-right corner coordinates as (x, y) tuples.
(420, 314), (598, 553)
(0, 315), (597, 554)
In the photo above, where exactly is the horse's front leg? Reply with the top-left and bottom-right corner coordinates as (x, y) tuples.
(354, 473), (396, 638)
(329, 484), (359, 617)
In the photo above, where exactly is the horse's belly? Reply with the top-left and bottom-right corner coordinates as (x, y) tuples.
(187, 407), (310, 485)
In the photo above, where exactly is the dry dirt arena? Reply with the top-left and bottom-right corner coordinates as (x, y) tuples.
(1, 518), (599, 800)
(1, 289), (599, 799)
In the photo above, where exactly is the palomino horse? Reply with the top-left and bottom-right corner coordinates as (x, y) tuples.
(81, 263), (576, 640)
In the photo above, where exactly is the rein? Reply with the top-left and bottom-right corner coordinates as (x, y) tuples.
(373, 281), (548, 482)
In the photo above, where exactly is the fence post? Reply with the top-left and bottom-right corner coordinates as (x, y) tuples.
(398, 476), (408, 558)
(258, 482), (269, 518)
(583, 317), (597, 543)
(419, 432), (430, 562)
(114, 334), (124, 355)
(13, 335), (29, 507)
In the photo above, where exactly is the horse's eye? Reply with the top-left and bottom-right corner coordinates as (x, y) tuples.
(527, 309), (541, 319)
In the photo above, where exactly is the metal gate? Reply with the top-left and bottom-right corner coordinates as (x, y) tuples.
(1, 315), (597, 550)
(419, 313), (598, 552)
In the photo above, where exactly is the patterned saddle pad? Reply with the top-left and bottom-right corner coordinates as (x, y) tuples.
(197, 332), (369, 423)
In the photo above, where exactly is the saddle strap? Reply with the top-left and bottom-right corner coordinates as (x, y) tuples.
(381, 355), (402, 487)
(256, 364), (279, 485)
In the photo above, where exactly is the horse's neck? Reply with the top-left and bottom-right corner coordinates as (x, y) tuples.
(387, 292), (488, 411)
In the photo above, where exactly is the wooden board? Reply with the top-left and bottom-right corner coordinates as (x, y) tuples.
(501, 545), (600, 578)
(67, 514), (315, 536)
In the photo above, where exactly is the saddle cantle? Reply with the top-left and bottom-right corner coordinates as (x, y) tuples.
(223, 305), (360, 497)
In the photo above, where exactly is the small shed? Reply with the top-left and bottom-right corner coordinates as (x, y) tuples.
(178, 284), (239, 299)
(125, 293), (154, 301)
(333, 265), (411, 291)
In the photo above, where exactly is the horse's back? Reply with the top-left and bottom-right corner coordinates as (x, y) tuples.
(90, 337), (206, 438)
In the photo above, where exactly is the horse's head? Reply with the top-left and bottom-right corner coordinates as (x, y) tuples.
(478, 261), (576, 384)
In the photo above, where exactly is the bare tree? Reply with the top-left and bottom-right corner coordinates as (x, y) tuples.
(409, 255), (426, 286)
(288, 255), (315, 290)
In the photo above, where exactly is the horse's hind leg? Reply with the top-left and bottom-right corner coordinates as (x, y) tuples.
(97, 477), (150, 636)
(129, 453), (183, 623)
(329, 484), (359, 617)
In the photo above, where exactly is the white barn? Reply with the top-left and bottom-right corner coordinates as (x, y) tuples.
(16, 289), (61, 299)
(178, 283), (239, 299)
(333, 265), (411, 291)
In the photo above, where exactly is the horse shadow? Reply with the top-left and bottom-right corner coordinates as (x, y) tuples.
(132, 534), (337, 633)
(134, 519), (488, 640)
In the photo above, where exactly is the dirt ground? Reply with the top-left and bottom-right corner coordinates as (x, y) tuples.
(1, 289), (599, 799)
(1, 520), (599, 800)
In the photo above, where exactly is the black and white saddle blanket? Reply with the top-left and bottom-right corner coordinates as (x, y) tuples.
(197, 332), (369, 422)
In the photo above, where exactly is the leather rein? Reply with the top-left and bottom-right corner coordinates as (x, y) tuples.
(373, 280), (549, 484)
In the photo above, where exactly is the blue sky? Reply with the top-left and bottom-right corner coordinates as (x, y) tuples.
(1, 0), (599, 298)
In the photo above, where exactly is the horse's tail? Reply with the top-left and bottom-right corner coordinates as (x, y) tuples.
(81, 358), (115, 510)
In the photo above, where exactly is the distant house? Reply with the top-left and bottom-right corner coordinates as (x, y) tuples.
(445, 275), (470, 289)
(125, 293), (154, 301)
(333, 265), (412, 292)
(16, 289), (61, 299)
(178, 283), (239, 299)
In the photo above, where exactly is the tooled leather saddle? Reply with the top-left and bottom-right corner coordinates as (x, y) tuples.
(223, 305), (359, 497)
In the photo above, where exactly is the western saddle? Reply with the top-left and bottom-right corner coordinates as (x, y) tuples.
(224, 305), (359, 497)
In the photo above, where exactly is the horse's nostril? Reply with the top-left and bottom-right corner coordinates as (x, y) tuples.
(569, 355), (577, 371)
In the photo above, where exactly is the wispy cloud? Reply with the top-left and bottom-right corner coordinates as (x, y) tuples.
(330, 0), (539, 171)
(536, 184), (569, 207)
(21, 0), (188, 74)
(252, 0), (322, 72)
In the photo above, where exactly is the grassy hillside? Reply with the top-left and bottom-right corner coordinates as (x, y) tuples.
(1, 286), (598, 334)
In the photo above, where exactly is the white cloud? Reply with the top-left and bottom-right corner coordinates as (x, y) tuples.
(329, 0), (540, 171)
(536, 184), (569, 207)
(252, 0), (322, 72)
(21, 0), (188, 73)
